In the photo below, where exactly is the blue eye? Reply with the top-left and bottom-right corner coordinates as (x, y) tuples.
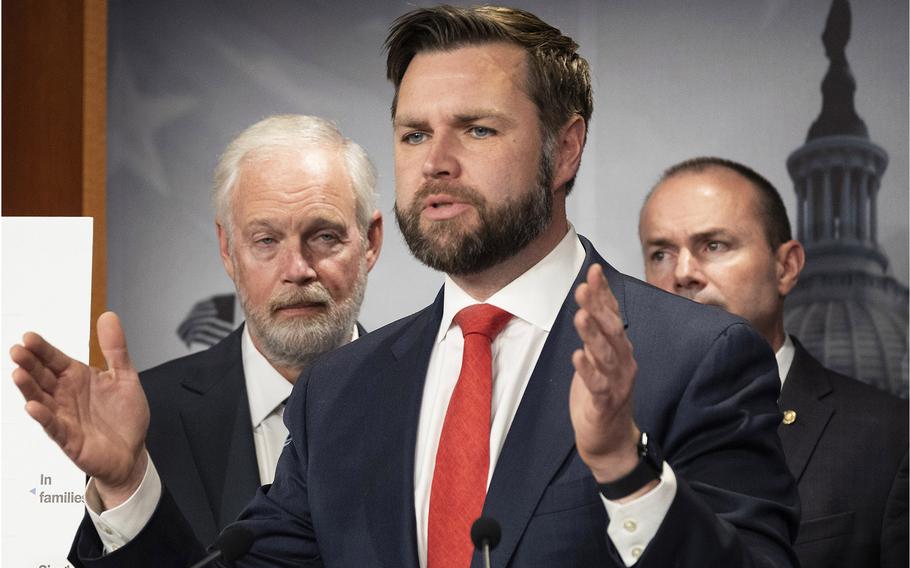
(404, 132), (427, 145)
(469, 126), (494, 138)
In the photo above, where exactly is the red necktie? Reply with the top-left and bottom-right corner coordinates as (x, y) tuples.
(428, 304), (513, 568)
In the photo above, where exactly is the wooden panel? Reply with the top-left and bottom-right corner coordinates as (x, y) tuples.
(83, 0), (107, 367)
(2, 0), (84, 215)
(2, 0), (108, 367)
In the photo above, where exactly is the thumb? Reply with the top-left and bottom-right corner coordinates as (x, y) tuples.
(97, 311), (134, 373)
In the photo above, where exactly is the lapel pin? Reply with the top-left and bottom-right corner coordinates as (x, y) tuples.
(782, 410), (797, 425)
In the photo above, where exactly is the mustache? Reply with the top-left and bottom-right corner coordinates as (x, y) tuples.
(413, 181), (485, 208)
(268, 284), (333, 312)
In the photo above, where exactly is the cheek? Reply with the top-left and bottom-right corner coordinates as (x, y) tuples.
(234, 255), (279, 297)
(315, 256), (363, 300)
(644, 264), (673, 289)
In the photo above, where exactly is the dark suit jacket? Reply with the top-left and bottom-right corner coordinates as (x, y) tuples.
(70, 237), (799, 567)
(779, 337), (909, 568)
(140, 322), (369, 545)
(141, 326), (260, 546)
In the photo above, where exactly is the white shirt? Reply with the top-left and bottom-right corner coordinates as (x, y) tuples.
(413, 227), (675, 568)
(242, 326), (294, 485)
(776, 334), (796, 388)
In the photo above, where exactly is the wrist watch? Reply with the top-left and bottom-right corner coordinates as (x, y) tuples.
(597, 432), (663, 500)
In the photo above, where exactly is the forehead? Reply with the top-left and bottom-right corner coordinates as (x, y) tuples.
(395, 42), (533, 118)
(232, 145), (356, 221)
(644, 169), (764, 235)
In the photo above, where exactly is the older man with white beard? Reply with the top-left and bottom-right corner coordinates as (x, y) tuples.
(114, 114), (382, 545)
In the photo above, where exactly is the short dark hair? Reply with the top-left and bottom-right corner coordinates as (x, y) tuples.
(651, 157), (793, 249)
(384, 5), (593, 192)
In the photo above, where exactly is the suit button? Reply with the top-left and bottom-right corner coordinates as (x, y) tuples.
(782, 410), (797, 425)
(631, 546), (643, 558)
(623, 519), (637, 532)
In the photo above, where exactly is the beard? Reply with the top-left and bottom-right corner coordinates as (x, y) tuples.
(394, 144), (555, 275)
(236, 258), (367, 372)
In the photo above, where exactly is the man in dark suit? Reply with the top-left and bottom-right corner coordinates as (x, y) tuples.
(121, 114), (384, 545)
(639, 156), (909, 568)
(12, 7), (799, 567)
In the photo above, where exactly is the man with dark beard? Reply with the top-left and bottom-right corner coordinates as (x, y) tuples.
(116, 114), (382, 546)
(12, 7), (797, 568)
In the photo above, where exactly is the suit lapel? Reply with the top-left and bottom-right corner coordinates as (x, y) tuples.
(777, 339), (834, 482)
(178, 327), (260, 532)
(482, 239), (625, 567)
(364, 295), (443, 568)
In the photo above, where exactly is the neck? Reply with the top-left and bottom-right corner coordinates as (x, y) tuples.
(765, 320), (787, 353)
(451, 212), (569, 302)
(274, 363), (302, 384)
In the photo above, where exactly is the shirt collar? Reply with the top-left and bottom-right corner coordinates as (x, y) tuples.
(241, 325), (295, 429)
(436, 226), (586, 342)
(240, 323), (360, 428)
(776, 333), (796, 388)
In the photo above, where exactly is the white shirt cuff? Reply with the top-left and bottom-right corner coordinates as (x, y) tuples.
(85, 452), (162, 553)
(602, 461), (677, 566)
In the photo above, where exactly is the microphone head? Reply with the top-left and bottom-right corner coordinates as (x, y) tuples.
(213, 524), (254, 562)
(471, 517), (502, 550)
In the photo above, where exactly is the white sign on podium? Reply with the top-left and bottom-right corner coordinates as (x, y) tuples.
(2, 217), (94, 568)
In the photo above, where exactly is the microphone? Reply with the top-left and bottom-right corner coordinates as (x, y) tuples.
(471, 516), (501, 568)
(188, 524), (254, 568)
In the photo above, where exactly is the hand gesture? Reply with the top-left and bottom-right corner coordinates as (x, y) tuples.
(569, 265), (651, 497)
(10, 311), (150, 508)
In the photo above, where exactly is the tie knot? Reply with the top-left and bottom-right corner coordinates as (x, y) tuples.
(454, 304), (513, 341)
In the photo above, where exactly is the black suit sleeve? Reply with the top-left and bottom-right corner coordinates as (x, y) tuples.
(68, 487), (207, 568)
(634, 322), (800, 567)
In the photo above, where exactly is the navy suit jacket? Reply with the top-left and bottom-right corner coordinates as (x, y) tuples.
(779, 337), (909, 568)
(70, 237), (799, 567)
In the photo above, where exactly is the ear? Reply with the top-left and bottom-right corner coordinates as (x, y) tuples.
(774, 239), (805, 297)
(217, 222), (236, 281)
(363, 210), (383, 272)
(551, 115), (586, 193)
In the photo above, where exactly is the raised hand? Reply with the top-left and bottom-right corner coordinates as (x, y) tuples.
(10, 311), (150, 509)
(569, 265), (653, 498)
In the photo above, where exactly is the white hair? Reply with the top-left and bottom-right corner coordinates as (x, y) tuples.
(212, 114), (377, 237)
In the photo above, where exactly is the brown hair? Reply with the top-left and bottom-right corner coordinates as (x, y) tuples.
(385, 5), (593, 192)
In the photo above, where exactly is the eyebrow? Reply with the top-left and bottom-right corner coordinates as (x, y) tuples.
(643, 229), (733, 248)
(690, 229), (733, 242)
(393, 110), (516, 130)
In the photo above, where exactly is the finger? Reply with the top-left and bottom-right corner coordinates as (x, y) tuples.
(25, 400), (67, 448)
(574, 301), (626, 367)
(572, 348), (612, 398)
(10, 346), (60, 399)
(586, 264), (619, 312)
(574, 310), (616, 371)
(21, 332), (73, 375)
(97, 312), (134, 373)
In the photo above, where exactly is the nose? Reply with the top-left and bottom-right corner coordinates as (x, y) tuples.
(421, 132), (461, 180)
(281, 243), (318, 286)
(673, 249), (705, 293)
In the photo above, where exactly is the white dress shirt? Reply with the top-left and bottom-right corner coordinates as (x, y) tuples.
(242, 326), (295, 485)
(413, 227), (676, 568)
(776, 334), (796, 388)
